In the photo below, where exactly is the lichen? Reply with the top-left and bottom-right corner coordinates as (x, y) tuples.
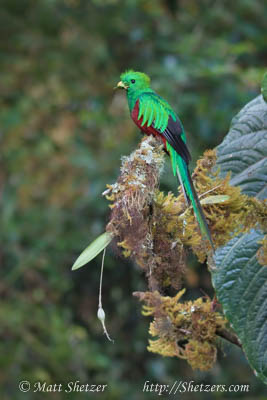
(185, 340), (217, 371)
(134, 289), (226, 371)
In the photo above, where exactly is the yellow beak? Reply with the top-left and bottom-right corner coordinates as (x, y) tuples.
(114, 81), (128, 90)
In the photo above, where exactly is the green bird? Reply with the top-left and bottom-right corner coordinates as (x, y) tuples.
(116, 70), (214, 250)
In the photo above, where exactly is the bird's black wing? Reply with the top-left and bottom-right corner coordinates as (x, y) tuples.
(154, 115), (191, 164)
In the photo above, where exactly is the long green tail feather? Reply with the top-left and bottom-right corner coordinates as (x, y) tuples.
(167, 143), (214, 251)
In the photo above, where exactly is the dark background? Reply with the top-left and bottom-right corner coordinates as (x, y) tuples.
(1, 0), (267, 398)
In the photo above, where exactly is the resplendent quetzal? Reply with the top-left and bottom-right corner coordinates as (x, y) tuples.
(116, 70), (213, 250)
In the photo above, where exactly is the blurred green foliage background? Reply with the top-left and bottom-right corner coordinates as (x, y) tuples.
(1, 0), (267, 398)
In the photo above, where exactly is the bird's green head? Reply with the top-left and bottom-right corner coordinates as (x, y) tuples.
(116, 70), (151, 91)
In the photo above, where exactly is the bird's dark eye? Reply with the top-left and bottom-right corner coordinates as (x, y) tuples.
(131, 79), (135, 84)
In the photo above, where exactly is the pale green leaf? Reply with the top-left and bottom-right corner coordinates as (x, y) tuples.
(200, 195), (229, 205)
(72, 232), (113, 271)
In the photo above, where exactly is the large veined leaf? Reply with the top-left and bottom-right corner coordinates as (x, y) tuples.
(212, 230), (267, 384)
(216, 94), (267, 199)
(211, 90), (267, 383)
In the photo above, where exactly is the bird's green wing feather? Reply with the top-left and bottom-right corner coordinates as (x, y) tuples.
(137, 93), (175, 132)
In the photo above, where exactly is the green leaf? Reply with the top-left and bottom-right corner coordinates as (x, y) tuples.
(200, 195), (229, 205)
(261, 72), (267, 103)
(212, 229), (267, 384)
(216, 95), (267, 200)
(212, 94), (267, 384)
(72, 232), (113, 271)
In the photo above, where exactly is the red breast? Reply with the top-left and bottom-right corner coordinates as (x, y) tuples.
(131, 100), (167, 148)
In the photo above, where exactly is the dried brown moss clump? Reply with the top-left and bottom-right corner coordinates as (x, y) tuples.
(134, 289), (227, 371)
(105, 135), (186, 290)
(105, 135), (164, 262)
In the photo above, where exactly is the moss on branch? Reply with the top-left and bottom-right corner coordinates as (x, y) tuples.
(103, 135), (267, 370)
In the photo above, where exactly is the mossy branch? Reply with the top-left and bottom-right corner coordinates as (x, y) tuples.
(103, 135), (267, 371)
(215, 327), (242, 348)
